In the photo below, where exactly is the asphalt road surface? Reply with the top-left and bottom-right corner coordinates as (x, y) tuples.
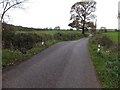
(3, 38), (100, 88)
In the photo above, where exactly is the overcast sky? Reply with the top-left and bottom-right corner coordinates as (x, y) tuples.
(6, 0), (119, 29)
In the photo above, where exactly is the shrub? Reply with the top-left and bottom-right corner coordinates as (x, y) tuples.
(2, 28), (15, 49)
(3, 29), (53, 53)
(115, 29), (118, 32)
(41, 34), (53, 41)
(91, 34), (113, 48)
(12, 33), (42, 53)
(54, 33), (63, 40)
(99, 35), (113, 48)
(54, 33), (81, 41)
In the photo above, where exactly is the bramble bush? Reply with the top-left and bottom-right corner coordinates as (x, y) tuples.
(12, 33), (42, 53)
(2, 24), (15, 49)
(91, 34), (113, 48)
(2, 29), (53, 53)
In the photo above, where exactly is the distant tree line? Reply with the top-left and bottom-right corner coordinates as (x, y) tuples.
(2, 23), (78, 31)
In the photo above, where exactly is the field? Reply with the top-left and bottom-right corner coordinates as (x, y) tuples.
(103, 31), (119, 42)
(16, 30), (82, 35)
(89, 31), (119, 88)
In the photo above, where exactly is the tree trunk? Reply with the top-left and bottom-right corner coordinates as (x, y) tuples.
(82, 16), (86, 35)
(82, 23), (85, 35)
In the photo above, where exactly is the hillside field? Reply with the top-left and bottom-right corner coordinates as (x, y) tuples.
(16, 30), (82, 35)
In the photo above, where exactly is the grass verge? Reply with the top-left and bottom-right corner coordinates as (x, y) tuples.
(2, 39), (59, 68)
(88, 34), (119, 88)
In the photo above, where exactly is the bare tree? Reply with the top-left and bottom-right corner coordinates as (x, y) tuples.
(70, 0), (96, 34)
(0, 0), (27, 23)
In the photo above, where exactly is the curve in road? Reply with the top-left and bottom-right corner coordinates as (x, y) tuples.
(3, 38), (100, 88)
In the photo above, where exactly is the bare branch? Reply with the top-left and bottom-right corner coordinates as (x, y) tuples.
(0, 0), (27, 23)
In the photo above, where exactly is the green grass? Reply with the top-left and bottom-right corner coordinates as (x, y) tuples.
(103, 31), (118, 42)
(89, 34), (119, 88)
(16, 30), (82, 35)
(2, 49), (24, 67)
(2, 39), (59, 68)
